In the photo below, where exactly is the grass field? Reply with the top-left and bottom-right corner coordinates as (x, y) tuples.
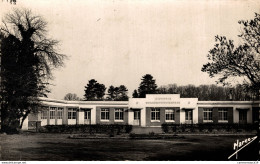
(0, 133), (258, 161)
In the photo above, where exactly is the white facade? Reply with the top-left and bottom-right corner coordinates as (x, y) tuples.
(21, 94), (259, 130)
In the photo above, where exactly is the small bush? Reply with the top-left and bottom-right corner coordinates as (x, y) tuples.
(41, 124), (133, 134)
(161, 123), (257, 134)
(161, 123), (169, 133)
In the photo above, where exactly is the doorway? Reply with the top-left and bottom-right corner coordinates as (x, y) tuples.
(133, 110), (140, 126)
(239, 110), (247, 124)
(84, 109), (91, 125)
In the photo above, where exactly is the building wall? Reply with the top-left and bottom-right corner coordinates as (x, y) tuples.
(175, 108), (181, 124)
(128, 109), (134, 125)
(78, 110), (84, 124)
(63, 107), (68, 125)
(198, 107), (204, 124)
(140, 108), (146, 127)
(91, 108), (96, 125)
(21, 96), (260, 130)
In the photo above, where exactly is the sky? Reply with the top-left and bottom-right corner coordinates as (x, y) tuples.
(0, 0), (259, 100)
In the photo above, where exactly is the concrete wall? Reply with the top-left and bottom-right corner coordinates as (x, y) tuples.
(140, 108), (146, 127)
(128, 109), (134, 125)
(57, 119), (62, 125)
(49, 119), (55, 125)
(63, 107), (68, 125)
(91, 108), (96, 124)
(78, 110), (84, 124)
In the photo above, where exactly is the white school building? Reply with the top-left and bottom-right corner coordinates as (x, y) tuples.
(21, 94), (260, 130)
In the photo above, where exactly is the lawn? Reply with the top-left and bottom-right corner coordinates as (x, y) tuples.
(0, 133), (258, 161)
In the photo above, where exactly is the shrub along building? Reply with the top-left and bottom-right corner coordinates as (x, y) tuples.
(21, 94), (260, 130)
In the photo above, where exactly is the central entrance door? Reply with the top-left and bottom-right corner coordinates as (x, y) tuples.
(239, 110), (247, 124)
(185, 109), (193, 124)
(84, 109), (91, 125)
(133, 110), (140, 126)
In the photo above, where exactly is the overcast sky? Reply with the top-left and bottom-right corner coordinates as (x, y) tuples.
(0, 0), (259, 99)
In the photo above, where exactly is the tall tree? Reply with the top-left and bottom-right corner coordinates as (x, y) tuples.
(64, 93), (80, 101)
(107, 85), (116, 100)
(202, 13), (260, 97)
(117, 85), (128, 101)
(107, 85), (128, 101)
(132, 89), (139, 98)
(137, 74), (157, 98)
(0, 9), (65, 132)
(1, 0), (16, 4)
(84, 79), (106, 101)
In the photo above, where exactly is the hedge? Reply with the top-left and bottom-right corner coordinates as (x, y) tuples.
(40, 124), (133, 134)
(161, 123), (258, 133)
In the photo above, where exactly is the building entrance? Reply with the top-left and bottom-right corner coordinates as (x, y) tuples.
(133, 110), (140, 126)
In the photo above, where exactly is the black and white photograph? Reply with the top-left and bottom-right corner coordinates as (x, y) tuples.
(0, 0), (259, 162)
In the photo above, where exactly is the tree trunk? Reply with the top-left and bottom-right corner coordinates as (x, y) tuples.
(19, 111), (29, 129)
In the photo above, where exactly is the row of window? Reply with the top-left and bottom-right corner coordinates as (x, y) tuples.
(203, 108), (248, 121)
(41, 107), (248, 122)
(151, 108), (176, 121)
(41, 108), (124, 120)
(203, 108), (228, 121)
(41, 107), (64, 119)
(41, 108), (177, 121)
(101, 108), (124, 120)
(151, 108), (192, 121)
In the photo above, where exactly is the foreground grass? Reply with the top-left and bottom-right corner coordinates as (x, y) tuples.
(0, 133), (258, 161)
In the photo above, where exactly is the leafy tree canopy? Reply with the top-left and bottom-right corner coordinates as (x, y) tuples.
(84, 79), (106, 101)
(137, 74), (158, 98)
(132, 89), (139, 98)
(107, 85), (128, 101)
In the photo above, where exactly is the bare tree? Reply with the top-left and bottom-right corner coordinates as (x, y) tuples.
(64, 93), (80, 101)
(0, 8), (66, 132)
(202, 13), (260, 96)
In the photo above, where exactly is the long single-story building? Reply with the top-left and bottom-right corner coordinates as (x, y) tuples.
(21, 94), (260, 130)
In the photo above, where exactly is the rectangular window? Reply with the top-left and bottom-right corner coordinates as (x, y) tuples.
(165, 109), (175, 121)
(185, 110), (193, 121)
(41, 110), (47, 119)
(151, 108), (160, 121)
(101, 108), (109, 120)
(115, 108), (124, 120)
(218, 108), (228, 121)
(68, 108), (77, 119)
(50, 107), (56, 119)
(84, 110), (91, 120)
(203, 108), (213, 121)
(57, 108), (63, 119)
